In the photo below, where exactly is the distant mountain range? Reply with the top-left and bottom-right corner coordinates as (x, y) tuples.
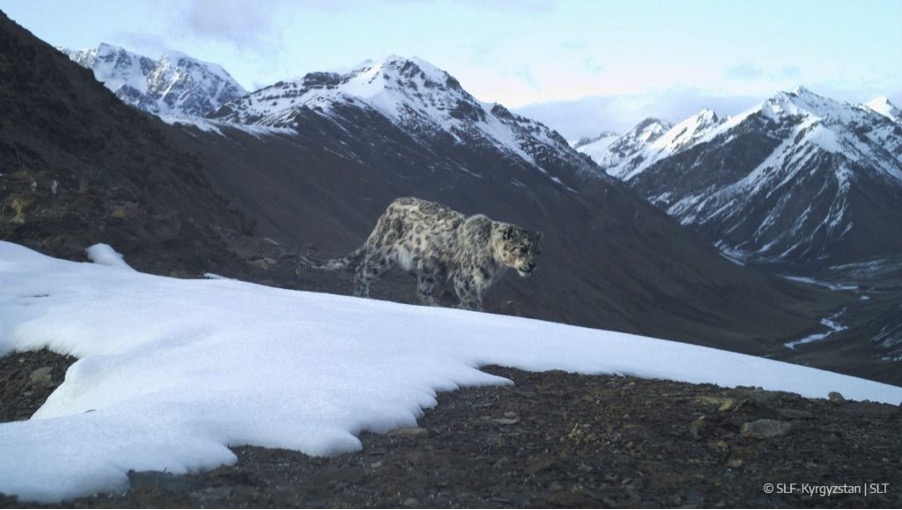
(59, 43), (247, 118)
(576, 87), (902, 269)
(60, 43), (902, 272)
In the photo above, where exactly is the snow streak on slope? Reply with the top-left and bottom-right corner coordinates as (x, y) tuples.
(61, 43), (247, 117)
(1, 241), (900, 502)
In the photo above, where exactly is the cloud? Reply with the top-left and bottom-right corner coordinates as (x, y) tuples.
(725, 62), (765, 81)
(725, 63), (802, 84)
(177, 0), (279, 49)
(113, 31), (169, 57)
(514, 89), (764, 140)
(582, 57), (604, 75)
(514, 65), (540, 91)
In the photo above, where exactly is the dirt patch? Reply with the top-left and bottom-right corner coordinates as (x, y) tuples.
(1, 350), (899, 508)
(0, 349), (76, 422)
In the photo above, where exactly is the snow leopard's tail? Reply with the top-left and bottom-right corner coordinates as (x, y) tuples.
(296, 245), (366, 273)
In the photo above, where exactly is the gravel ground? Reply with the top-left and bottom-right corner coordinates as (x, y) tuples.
(1, 350), (899, 508)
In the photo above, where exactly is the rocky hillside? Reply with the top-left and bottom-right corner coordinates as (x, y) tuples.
(3, 350), (900, 508)
(0, 14), (251, 276)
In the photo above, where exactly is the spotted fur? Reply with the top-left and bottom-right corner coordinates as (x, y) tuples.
(299, 197), (542, 311)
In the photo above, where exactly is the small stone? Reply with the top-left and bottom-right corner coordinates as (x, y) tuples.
(828, 391), (846, 404)
(491, 417), (520, 425)
(249, 258), (276, 270)
(402, 497), (420, 507)
(777, 407), (814, 420)
(29, 367), (53, 387)
(688, 417), (707, 439)
(740, 419), (792, 439)
(190, 486), (233, 505)
(727, 458), (743, 469)
(694, 396), (734, 410)
(388, 427), (428, 438)
(550, 481), (565, 492)
(718, 398), (736, 412)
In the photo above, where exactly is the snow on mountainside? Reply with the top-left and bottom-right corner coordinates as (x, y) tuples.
(574, 119), (671, 174)
(865, 96), (902, 123)
(210, 55), (602, 185)
(60, 43), (247, 117)
(578, 87), (902, 267)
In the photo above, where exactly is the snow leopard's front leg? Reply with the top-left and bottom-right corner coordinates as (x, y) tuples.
(453, 273), (484, 311)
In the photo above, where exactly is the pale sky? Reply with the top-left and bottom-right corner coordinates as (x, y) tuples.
(3, 0), (901, 136)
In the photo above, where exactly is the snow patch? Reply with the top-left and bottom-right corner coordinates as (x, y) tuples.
(84, 243), (135, 271)
(1, 241), (899, 503)
(784, 309), (848, 350)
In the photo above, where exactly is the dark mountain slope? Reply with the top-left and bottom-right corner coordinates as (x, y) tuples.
(0, 12), (250, 275)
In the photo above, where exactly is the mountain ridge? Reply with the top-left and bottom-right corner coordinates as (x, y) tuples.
(208, 54), (604, 190)
(60, 43), (247, 118)
(577, 87), (902, 269)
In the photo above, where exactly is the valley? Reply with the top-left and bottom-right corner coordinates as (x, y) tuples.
(1, 10), (898, 386)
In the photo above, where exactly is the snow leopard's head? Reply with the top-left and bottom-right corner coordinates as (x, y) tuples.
(496, 224), (543, 277)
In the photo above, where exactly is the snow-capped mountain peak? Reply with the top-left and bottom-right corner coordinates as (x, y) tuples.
(60, 43), (247, 117)
(575, 118), (673, 176)
(336, 55), (484, 128)
(577, 86), (902, 267)
(865, 96), (901, 123)
(211, 55), (601, 185)
(62, 43), (155, 96)
(757, 86), (865, 126)
(650, 108), (720, 152)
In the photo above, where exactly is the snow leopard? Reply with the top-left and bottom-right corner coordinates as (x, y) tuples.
(299, 197), (543, 311)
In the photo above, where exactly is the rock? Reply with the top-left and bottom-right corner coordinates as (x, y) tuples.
(525, 456), (557, 475)
(828, 391), (846, 404)
(190, 486), (233, 505)
(776, 408), (814, 420)
(29, 367), (53, 387)
(695, 396), (735, 411)
(490, 417), (520, 425)
(740, 419), (792, 439)
(401, 497), (420, 507)
(387, 427), (428, 438)
(249, 257), (277, 270)
(688, 417), (707, 439)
